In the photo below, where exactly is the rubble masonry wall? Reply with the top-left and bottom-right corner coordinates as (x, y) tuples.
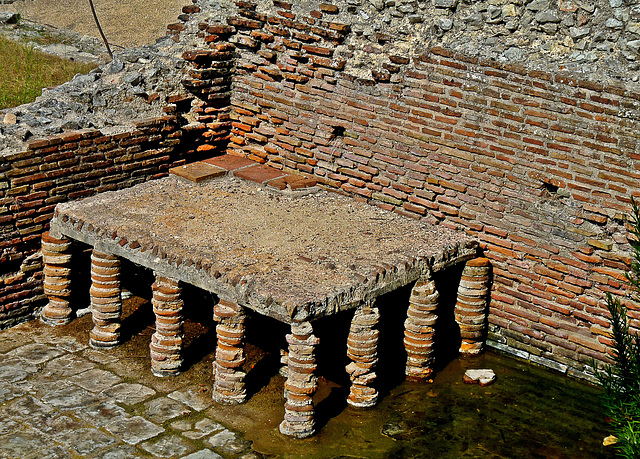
(216, 1), (640, 379)
(3, 0), (640, 380)
(0, 116), (188, 328)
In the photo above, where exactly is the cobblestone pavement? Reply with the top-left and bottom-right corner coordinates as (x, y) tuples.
(0, 305), (259, 459)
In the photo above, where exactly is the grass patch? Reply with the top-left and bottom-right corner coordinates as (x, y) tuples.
(0, 35), (97, 109)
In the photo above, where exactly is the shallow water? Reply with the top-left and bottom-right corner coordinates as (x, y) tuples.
(112, 262), (615, 459)
(210, 347), (613, 459)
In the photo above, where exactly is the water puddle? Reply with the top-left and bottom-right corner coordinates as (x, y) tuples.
(207, 348), (611, 459)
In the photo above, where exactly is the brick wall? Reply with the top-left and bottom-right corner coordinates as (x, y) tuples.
(0, 116), (192, 328)
(198, 1), (640, 379)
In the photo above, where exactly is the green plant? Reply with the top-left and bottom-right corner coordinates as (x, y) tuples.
(0, 35), (96, 109)
(595, 197), (640, 459)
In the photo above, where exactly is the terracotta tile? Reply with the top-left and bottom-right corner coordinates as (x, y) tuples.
(267, 177), (288, 190)
(233, 164), (286, 184)
(203, 154), (256, 171)
(285, 175), (317, 190)
(169, 162), (226, 183)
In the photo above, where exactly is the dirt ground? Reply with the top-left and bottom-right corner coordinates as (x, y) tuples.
(0, 0), (189, 47)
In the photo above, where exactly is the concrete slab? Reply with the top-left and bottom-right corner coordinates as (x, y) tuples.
(51, 175), (477, 323)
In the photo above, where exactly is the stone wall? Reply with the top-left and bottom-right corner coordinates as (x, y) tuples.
(0, 3), (216, 327)
(192, 0), (640, 379)
(0, 116), (193, 327)
(3, 0), (640, 379)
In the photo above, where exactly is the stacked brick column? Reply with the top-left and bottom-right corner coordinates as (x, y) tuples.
(404, 277), (439, 381)
(279, 321), (319, 439)
(182, 27), (235, 155)
(346, 304), (380, 408)
(150, 275), (184, 377)
(455, 258), (492, 356)
(89, 250), (122, 348)
(212, 299), (247, 405)
(41, 232), (73, 325)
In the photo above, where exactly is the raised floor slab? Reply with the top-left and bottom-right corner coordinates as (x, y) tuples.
(50, 173), (477, 323)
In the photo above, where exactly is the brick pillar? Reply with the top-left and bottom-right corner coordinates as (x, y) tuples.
(41, 232), (73, 325)
(89, 250), (122, 349)
(346, 303), (379, 408)
(456, 257), (492, 356)
(212, 299), (247, 405)
(279, 321), (319, 439)
(404, 277), (439, 381)
(150, 275), (184, 377)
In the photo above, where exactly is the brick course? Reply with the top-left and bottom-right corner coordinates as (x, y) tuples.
(3, 0), (640, 380)
(0, 116), (196, 328)
(200, 0), (640, 379)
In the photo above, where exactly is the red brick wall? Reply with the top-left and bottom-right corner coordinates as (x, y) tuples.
(210, 1), (640, 378)
(0, 116), (189, 328)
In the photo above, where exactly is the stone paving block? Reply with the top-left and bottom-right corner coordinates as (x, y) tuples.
(58, 427), (118, 455)
(105, 415), (165, 445)
(182, 450), (224, 459)
(0, 358), (38, 382)
(92, 444), (151, 459)
(176, 417), (225, 440)
(44, 354), (96, 377)
(218, 435), (253, 455)
(141, 434), (195, 457)
(27, 444), (72, 459)
(144, 397), (191, 423)
(25, 412), (84, 436)
(0, 418), (20, 435)
(0, 428), (56, 458)
(2, 395), (55, 418)
(69, 368), (122, 392)
(0, 383), (25, 403)
(168, 385), (213, 411)
(102, 382), (156, 405)
(75, 400), (130, 428)
(207, 429), (236, 448)
(0, 336), (27, 353)
(35, 334), (87, 353)
(41, 382), (105, 409)
(10, 343), (65, 364)
(82, 347), (120, 364)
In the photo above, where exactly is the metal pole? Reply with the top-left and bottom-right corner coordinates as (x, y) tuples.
(88, 0), (113, 61)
